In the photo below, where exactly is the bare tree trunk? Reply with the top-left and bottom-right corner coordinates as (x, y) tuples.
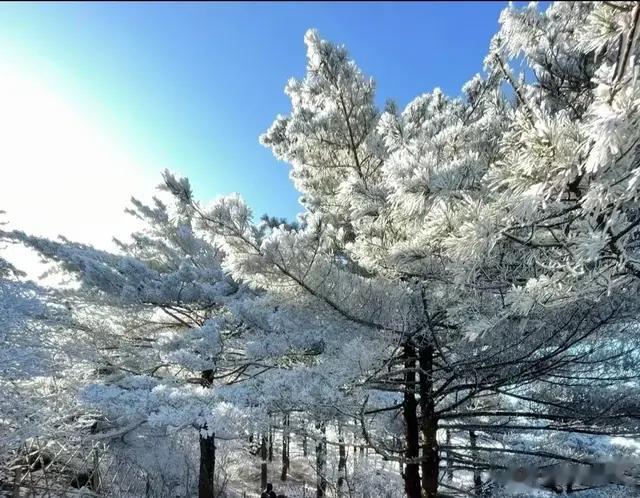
(261, 433), (268, 491)
(337, 424), (346, 497)
(281, 414), (290, 481)
(199, 369), (216, 498)
(419, 345), (439, 498)
(315, 422), (327, 498)
(269, 424), (274, 463)
(199, 433), (216, 498)
(470, 430), (482, 495)
(402, 343), (421, 498)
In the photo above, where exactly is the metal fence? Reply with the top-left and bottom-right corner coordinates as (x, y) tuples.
(1, 438), (155, 498)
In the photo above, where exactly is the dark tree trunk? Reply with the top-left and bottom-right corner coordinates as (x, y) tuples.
(281, 414), (290, 481)
(199, 370), (216, 498)
(337, 424), (346, 497)
(445, 429), (453, 481)
(315, 422), (327, 498)
(419, 345), (439, 498)
(269, 425), (274, 463)
(261, 433), (268, 491)
(470, 430), (482, 495)
(198, 433), (216, 498)
(402, 343), (421, 498)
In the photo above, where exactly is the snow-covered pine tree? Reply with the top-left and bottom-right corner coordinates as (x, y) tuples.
(3, 192), (252, 497)
(4, 2), (640, 497)
(0, 219), (91, 460)
(4, 183), (376, 496)
(194, 3), (640, 495)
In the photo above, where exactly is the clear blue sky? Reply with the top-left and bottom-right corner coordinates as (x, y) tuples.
(0, 1), (534, 221)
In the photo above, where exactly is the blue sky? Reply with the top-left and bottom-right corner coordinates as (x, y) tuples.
(0, 1), (520, 225)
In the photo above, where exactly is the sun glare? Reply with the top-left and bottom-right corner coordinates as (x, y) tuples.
(0, 61), (154, 250)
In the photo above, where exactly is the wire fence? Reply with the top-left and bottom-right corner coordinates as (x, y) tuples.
(0, 437), (159, 498)
(1, 435), (383, 498)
